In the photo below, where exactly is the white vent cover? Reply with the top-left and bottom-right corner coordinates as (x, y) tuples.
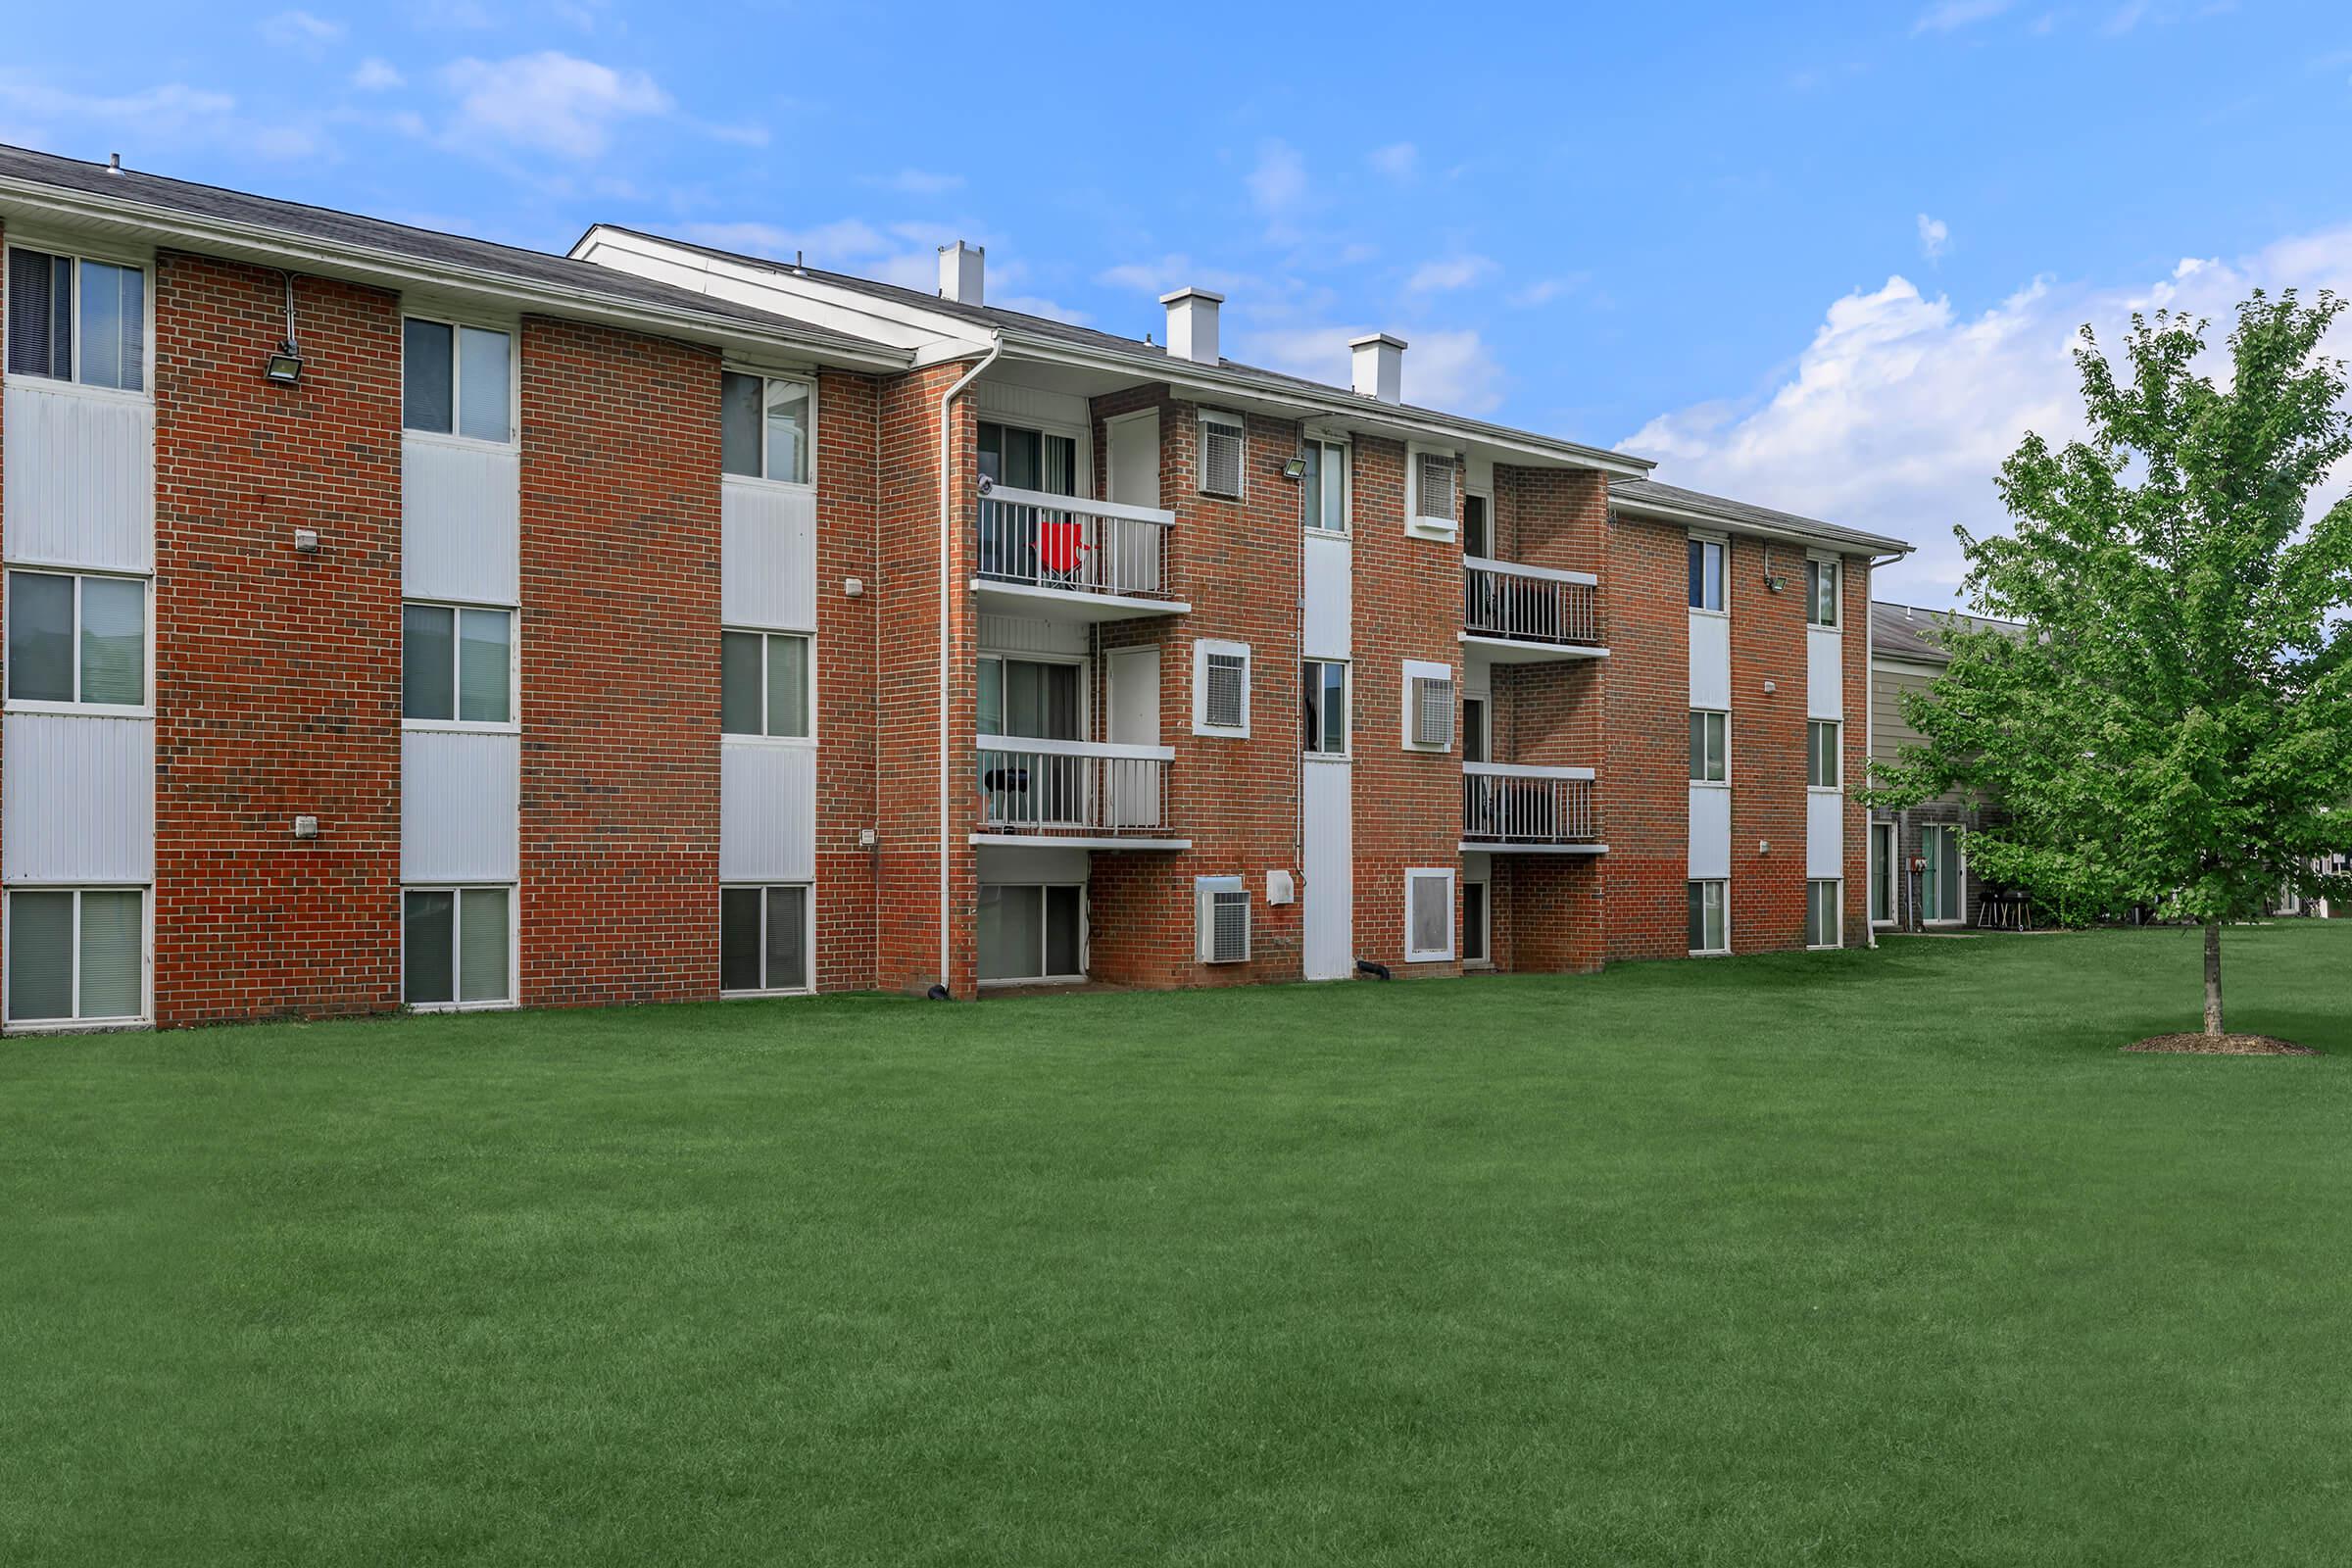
(1196, 876), (1250, 963)
(1415, 451), (1457, 528)
(1411, 675), (1455, 749)
(1265, 869), (1296, 906)
(1405, 870), (1454, 961)
(1204, 653), (1246, 729)
(1200, 413), (1245, 498)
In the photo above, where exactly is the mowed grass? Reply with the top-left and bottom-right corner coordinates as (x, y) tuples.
(4, 924), (2349, 1566)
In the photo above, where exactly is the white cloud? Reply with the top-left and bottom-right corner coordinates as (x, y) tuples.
(1619, 227), (2352, 604)
(1918, 213), (1951, 260)
(1367, 142), (1417, 179)
(1096, 254), (1251, 297)
(1406, 254), (1498, 293)
(1509, 274), (1587, 307)
(0, 76), (236, 123)
(438, 51), (668, 159)
(1915, 0), (2016, 30)
(1234, 324), (1502, 413)
(867, 168), (963, 196)
(994, 295), (1091, 325)
(352, 58), (405, 91)
(262, 11), (344, 50)
(0, 74), (321, 160)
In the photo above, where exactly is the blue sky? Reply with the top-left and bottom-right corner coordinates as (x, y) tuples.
(2, 0), (2347, 599)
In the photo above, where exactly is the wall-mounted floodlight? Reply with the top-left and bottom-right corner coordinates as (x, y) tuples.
(1280, 457), (1308, 480)
(266, 271), (303, 385)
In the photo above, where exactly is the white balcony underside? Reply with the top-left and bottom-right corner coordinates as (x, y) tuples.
(972, 578), (1191, 623)
(1459, 633), (1611, 665)
(970, 833), (1192, 851)
(1457, 841), (1609, 856)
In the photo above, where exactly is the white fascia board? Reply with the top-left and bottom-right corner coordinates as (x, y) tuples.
(1609, 492), (1913, 558)
(0, 182), (912, 373)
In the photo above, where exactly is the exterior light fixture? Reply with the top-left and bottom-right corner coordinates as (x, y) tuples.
(1280, 457), (1307, 480)
(266, 271), (303, 386)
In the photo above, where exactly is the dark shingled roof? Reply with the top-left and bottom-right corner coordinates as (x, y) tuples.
(1611, 477), (1912, 554)
(1872, 600), (2021, 663)
(0, 144), (901, 360)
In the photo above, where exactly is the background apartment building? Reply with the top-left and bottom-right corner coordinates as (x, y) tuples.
(0, 145), (1907, 1030)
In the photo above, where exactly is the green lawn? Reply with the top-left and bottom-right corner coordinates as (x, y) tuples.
(4, 924), (2349, 1566)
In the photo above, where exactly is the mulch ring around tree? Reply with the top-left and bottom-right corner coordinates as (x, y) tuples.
(2123, 1033), (2319, 1056)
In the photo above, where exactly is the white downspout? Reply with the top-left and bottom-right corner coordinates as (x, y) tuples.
(936, 332), (1004, 992)
(1862, 551), (1900, 950)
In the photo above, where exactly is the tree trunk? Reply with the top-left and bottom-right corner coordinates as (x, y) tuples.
(2202, 919), (2225, 1037)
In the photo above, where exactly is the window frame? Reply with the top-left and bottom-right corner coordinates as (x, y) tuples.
(400, 883), (517, 1013)
(1870, 821), (1896, 926)
(1403, 867), (1457, 963)
(1301, 658), (1350, 759)
(2, 240), (154, 400)
(401, 600), (519, 733)
(721, 626), (817, 744)
(977, 649), (1089, 744)
(1688, 533), (1728, 614)
(3, 567), (152, 716)
(1460, 869), (1492, 968)
(1806, 878), (1843, 950)
(721, 367), (818, 488)
(1401, 659), (1456, 752)
(1807, 718), (1841, 790)
(718, 882), (817, 998)
(1688, 878), (1730, 956)
(1921, 824), (1968, 926)
(1405, 443), (1460, 540)
(1191, 638), (1252, 738)
(2, 884), (151, 1031)
(1690, 709), (1729, 785)
(400, 311), (518, 450)
(1805, 554), (1841, 628)
(1198, 409), (1248, 500)
(976, 880), (1090, 988)
(1300, 434), (1349, 534)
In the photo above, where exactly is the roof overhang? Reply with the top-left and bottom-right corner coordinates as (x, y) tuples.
(1609, 489), (1913, 557)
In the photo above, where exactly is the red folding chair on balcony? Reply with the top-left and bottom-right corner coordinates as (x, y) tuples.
(1038, 516), (1091, 584)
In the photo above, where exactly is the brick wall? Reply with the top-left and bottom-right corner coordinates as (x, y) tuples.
(814, 370), (881, 992)
(1600, 507), (1692, 961)
(151, 255), (405, 1024)
(515, 318), (720, 1006)
(1725, 532), (1811, 951)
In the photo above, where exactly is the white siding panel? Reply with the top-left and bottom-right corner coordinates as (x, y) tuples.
(1303, 531), (1352, 659)
(3, 383), (154, 571)
(721, 478), (816, 632)
(1808, 626), (1844, 720)
(1807, 792), (1845, 878)
(1688, 785), (1731, 880)
(1689, 612), (1730, 709)
(720, 741), (815, 882)
(1301, 758), (1353, 979)
(401, 730), (518, 882)
(2, 713), (153, 882)
(978, 613), (1089, 657)
(975, 377), (1092, 434)
(403, 436), (519, 605)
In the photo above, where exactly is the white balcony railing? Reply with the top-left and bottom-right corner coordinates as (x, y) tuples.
(1463, 557), (1601, 646)
(976, 735), (1176, 835)
(1462, 762), (1598, 844)
(976, 481), (1176, 601)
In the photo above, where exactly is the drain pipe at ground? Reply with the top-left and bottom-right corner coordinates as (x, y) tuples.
(935, 332), (1004, 995)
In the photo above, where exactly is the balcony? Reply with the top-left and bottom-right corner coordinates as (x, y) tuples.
(972, 482), (1189, 622)
(972, 736), (1190, 851)
(1461, 763), (1606, 855)
(1461, 558), (1606, 663)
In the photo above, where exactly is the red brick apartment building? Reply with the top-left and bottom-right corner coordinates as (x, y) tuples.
(0, 145), (1911, 1029)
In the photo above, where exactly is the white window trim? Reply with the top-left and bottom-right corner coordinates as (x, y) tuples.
(1302, 658), (1350, 760)
(976, 881), (1090, 988)
(400, 882), (519, 1013)
(1806, 550), (1842, 630)
(1, 239), (156, 403)
(2, 566), (154, 719)
(1, 884), (153, 1032)
(1870, 821), (1898, 927)
(1807, 879), (1844, 951)
(1690, 708), (1730, 787)
(722, 626), (818, 745)
(723, 366), (818, 491)
(1405, 444), (1460, 540)
(1921, 825), (1969, 927)
(1403, 867), (1456, 963)
(401, 311), (519, 452)
(1301, 434), (1349, 535)
(1689, 877), (1731, 956)
(1401, 659), (1455, 752)
(1689, 531), (1730, 617)
(719, 882), (818, 998)
(1191, 638), (1251, 738)
(1198, 408), (1248, 500)
(1807, 718), (1842, 792)
(402, 600), (519, 734)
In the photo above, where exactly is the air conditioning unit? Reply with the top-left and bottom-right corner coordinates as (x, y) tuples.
(1410, 674), (1455, 749)
(1200, 412), (1246, 499)
(1414, 449), (1457, 529)
(1195, 876), (1250, 963)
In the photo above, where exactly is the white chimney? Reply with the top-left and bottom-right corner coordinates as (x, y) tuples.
(939, 241), (984, 306)
(1350, 332), (1405, 404)
(1160, 287), (1224, 365)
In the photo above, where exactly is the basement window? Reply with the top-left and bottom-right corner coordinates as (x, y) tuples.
(5, 888), (145, 1027)
(403, 886), (513, 1009)
(720, 884), (813, 995)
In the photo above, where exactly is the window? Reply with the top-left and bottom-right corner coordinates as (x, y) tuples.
(6, 570), (145, 709)
(1461, 876), (1490, 965)
(403, 318), (512, 443)
(401, 604), (513, 725)
(1301, 660), (1348, 756)
(721, 630), (812, 740)
(1689, 710), (1728, 783)
(1807, 720), (1841, 789)
(1404, 869), (1455, 962)
(402, 887), (512, 1008)
(720, 884), (812, 994)
(1461, 696), (1490, 764)
(1301, 438), (1348, 532)
(5, 888), (143, 1025)
(1196, 876), (1250, 963)
(1408, 447), (1458, 535)
(1199, 411), (1246, 498)
(1806, 880), (1842, 949)
(1688, 879), (1728, 955)
(1193, 640), (1250, 737)
(1870, 822), (1895, 924)
(1404, 662), (1454, 750)
(6, 247), (145, 392)
(978, 884), (1085, 984)
(1463, 492), (1492, 559)
(1806, 557), (1839, 627)
(1688, 536), (1726, 612)
(978, 420), (1077, 496)
(721, 371), (812, 484)
(978, 655), (1081, 741)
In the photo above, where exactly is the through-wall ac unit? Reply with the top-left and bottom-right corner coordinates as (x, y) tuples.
(1196, 876), (1250, 963)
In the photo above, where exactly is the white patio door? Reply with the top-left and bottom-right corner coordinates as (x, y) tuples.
(1106, 645), (1160, 828)
(1302, 757), (1353, 979)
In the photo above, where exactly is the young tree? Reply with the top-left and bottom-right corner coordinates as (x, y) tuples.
(1876, 290), (2352, 1037)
